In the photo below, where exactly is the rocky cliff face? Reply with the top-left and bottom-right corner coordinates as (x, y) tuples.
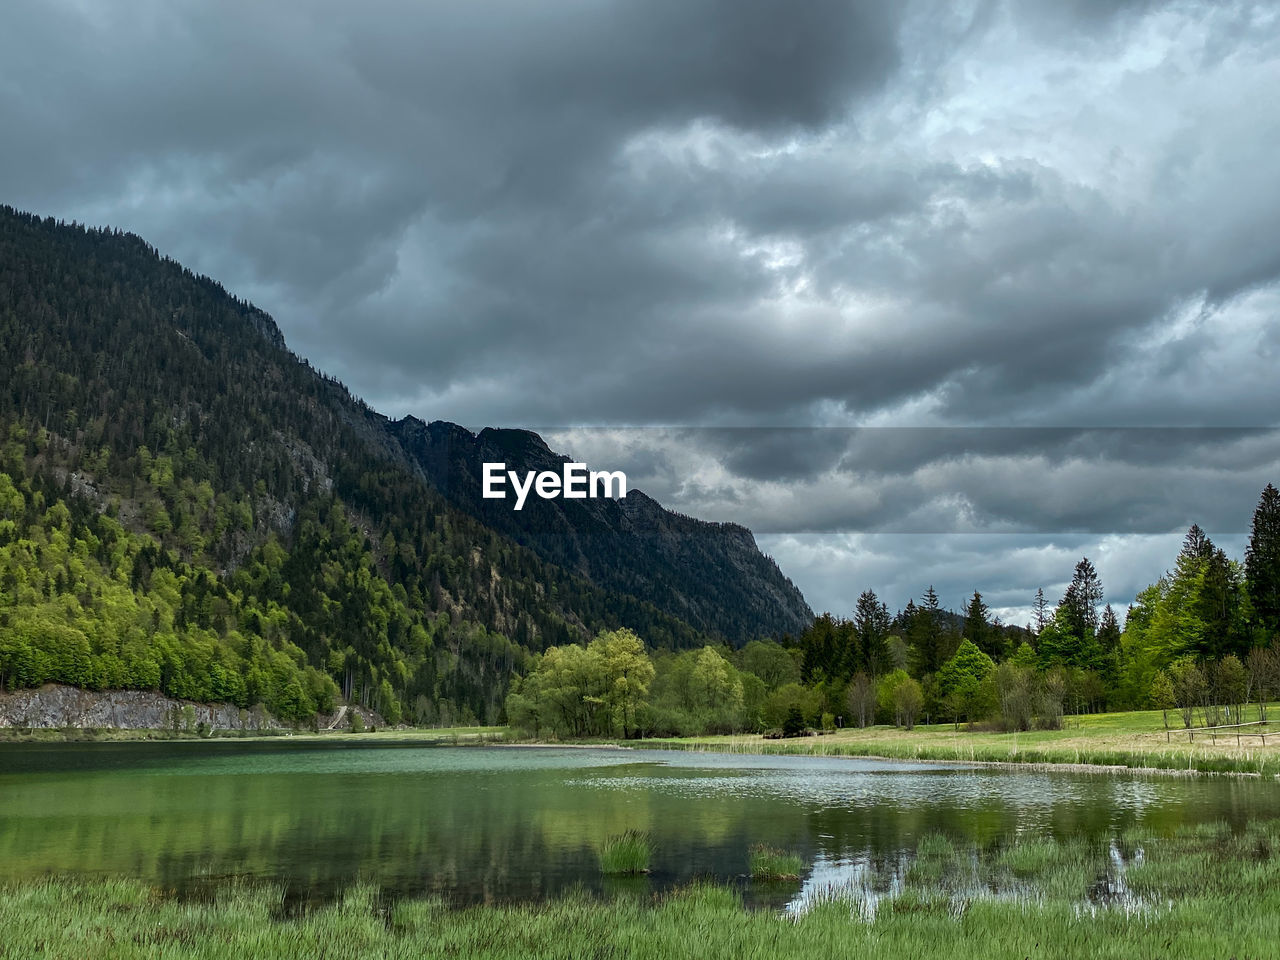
(391, 418), (814, 643)
(0, 685), (270, 730)
(0, 685), (382, 731)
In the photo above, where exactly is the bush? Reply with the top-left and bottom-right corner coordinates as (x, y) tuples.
(782, 706), (808, 738)
(995, 663), (1035, 732)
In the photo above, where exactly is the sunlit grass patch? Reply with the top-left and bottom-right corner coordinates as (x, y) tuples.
(599, 830), (652, 875)
(749, 844), (804, 881)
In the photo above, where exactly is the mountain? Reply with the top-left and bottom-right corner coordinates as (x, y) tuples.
(0, 205), (811, 725)
(391, 418), (811, 642)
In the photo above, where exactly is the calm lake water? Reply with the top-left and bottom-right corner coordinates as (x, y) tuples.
(1, 742), (1278, 908)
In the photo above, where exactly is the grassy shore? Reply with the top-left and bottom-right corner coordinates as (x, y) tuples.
(625, 706), (1280, 776)
(3, 824), (1278, 958)
(8, 705), (1280, 778)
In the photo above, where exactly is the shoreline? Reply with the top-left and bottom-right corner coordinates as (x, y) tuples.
(484, 737), (1267, 778)
(591, 729), (1280, 778)
(5, 721), (1276, 778)
(636, 744), (1250, 778)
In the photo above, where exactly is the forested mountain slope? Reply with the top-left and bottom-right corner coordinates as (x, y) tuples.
(392, 418), (812, 642)
(0, 205), (809, 724)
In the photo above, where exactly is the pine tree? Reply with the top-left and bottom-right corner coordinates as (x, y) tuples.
(1246, 483), (1280, 639)
(800, 613), (840, 683)
(964, 591), (998, 659)
(898, 599), (919, 661)
(853, 589), (891, 678)
(1033, 587), (1049, 635)
(1064, 558), (1103, 637)
(1181, 524), (1213, 563)
(1198, 547), (1244, 660)
(899, 599), (918, 634)
(1097, 604), (1121, 692)
(1098, 604), (1121, 652)
(909, 586), (946, 676)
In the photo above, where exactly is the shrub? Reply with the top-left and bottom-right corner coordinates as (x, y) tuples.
(782, 706), (808, 738)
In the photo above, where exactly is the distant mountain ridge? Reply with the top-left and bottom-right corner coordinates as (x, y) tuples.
(391, 417), (813, 642)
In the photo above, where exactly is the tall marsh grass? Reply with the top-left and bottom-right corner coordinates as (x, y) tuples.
(599, 830), (652, 875)
(748, 844), (803, 881)
(631, 732), (1280, 776)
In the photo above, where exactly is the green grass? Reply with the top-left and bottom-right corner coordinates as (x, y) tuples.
(599, 830), (652, 875)
(625, 704), (1280, 776)
(5, 826), (1280, 959)
(994, 837), (1064, 878)
(906, 833), (966, 886)
(748, 844), (804, 881)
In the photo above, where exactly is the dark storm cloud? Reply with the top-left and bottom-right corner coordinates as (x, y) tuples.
(549, 427), (1280, 536)
(1, 0), (910, 413)
(4, 0), (1280, 618)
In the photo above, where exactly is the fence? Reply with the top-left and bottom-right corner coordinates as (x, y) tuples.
(1168, 720), (1270, 745)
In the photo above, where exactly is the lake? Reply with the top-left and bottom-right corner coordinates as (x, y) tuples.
(2, 741), (1277, 909)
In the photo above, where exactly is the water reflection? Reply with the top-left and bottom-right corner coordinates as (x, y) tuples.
(784, 852), (908, 919)
(0, 743), (1274, 907)
(783, 838), (1151, 919)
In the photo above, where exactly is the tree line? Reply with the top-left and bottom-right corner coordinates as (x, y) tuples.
(787, 483), (1280, 733)
(505, 483), (1280, 739)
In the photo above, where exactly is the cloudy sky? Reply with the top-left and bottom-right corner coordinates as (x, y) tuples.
(5, 0), (1279, 622)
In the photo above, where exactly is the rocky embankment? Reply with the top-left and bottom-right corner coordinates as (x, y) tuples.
(0, 684), (379, 731)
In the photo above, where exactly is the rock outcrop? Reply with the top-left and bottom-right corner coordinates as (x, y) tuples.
(0, 684), (384, 731)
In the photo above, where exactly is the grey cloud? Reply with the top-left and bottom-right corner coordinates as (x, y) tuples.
(4, 0), (1280, 617)
(761, 530), (1236, 624)
(13, 0), (1277, 432)
(549, 427), (1280, 539)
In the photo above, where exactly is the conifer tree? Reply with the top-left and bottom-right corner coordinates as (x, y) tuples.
(909, 586), (946, 676)
(1098, 604), (1121, 652)
(1033, 587), (1049, 635)
(1245, 483), (1280, 638)
(1181, 524), (1213, 563)
(1064, 558), (1103, 637)
(852, 589), (891, 678)
(964, 591), (1000, 659)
